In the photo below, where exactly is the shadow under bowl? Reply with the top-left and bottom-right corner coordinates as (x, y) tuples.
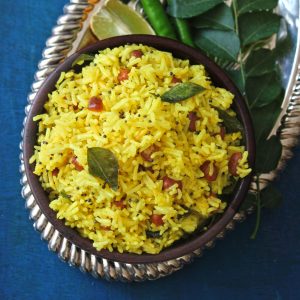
(23, 34), (255, 264)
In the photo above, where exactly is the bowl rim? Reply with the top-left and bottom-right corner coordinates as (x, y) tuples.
(23, 34), (255, 264)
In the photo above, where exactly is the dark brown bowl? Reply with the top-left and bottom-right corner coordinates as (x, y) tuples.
(24, 34), (255, 264)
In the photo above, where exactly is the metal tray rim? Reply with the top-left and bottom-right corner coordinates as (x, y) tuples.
(19, 0), (300, 281)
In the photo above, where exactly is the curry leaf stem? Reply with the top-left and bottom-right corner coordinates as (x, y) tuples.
(232, 0), (247, 101)
(251, 175), (261, 239)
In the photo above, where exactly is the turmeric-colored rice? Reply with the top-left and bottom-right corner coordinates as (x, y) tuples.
(30, 44), (251, 254)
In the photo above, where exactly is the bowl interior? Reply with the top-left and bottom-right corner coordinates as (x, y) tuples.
(23, 34), (255, 264)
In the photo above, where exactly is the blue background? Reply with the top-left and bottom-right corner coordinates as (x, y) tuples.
(1, 1), (299, 299)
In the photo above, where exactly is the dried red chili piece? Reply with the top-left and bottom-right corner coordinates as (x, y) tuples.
(228, 152), (242, 176)
(88, 96), (103, 112)
(162, 176), (183, 190)
(200, 161), (219, 181)
(150, 214), (164, 226)
(141, 145), (159, 162)
(131, 50), (143, 58)
(114, 196), (126, 209)
(71, 156), (84, 171)
(117, 68), (129, 82)
(188, 112), (200, 132)
(100, 226), (111, 231)
(171, 76), (182, 84)
(52, 168), (59, 177)
(220, 126), (226, 140)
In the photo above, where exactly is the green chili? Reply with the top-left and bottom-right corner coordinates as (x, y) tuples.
(140, 0), (177, 39)
(172, 17), (194, 47)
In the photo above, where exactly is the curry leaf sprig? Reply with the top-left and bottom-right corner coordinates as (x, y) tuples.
(141, 0), (285, 238)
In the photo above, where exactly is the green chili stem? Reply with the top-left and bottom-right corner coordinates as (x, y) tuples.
(250, 175), (261, 239)
(141, 0), (177, 39)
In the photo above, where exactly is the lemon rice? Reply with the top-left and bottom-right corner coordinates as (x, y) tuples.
(30, 44), (251, 254)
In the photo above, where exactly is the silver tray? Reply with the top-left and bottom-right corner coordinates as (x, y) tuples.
(19, 0), (300, 281)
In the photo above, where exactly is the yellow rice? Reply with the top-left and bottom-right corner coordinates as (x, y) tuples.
(30, 44), (251, 254)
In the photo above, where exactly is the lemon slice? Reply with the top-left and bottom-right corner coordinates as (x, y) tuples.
(90, 0), (155, 39)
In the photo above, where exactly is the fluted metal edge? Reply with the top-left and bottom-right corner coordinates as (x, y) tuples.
(19, 0), (300, 281)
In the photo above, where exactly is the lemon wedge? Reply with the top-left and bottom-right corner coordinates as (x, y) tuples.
(90, 0), (155, 39)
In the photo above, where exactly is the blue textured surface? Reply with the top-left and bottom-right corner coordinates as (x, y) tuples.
(1, 1), (299, 299)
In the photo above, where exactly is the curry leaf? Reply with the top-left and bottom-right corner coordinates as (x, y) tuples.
(246, 72), (282, 109)
(237, 0), (278, 15)
(167, 0), (223, 18)
(60, 191), (71, 199)
(146, 230), (161, 238)
(251, 94), (282, 142)
(161, 82), (205, 102)
(240, 184), (282, 211)
(192, 3), (234, 31)
(72, 54), (95, 67)
(222, 178), (238, 195)
(87, 147), (119, 191)
(261, 184), (282, 209)
(215, 108), (244, 133)
(255, 135), (282, 174)
(226, 68), (245, 94)
(194, 29), (240, 62)
(240, 192), (256, 211)
(274, 29), (293, 58)
(245, 49), (276, 77)
(239, 12), (281, 47)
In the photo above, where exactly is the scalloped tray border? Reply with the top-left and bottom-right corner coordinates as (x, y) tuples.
(19, 0), (300, 281)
